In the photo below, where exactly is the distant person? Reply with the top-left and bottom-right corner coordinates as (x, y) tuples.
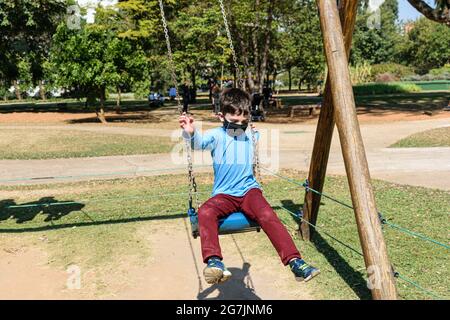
(181, 83), (190, 113)
(262, 85), (272, 108)
(211, 83), (221, 114)
(169, 87), (177, 101)
(207, 78), (215, 102)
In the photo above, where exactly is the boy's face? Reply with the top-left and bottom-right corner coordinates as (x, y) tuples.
(219, 111), (248, 125)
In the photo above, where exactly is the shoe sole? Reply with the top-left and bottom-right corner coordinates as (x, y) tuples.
(204, 267), (232, 284)
(295, 269), (321, 282)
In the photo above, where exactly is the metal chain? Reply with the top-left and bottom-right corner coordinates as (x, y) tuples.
(158, 0), (183, 114)
(218, 0), (243, 88)
(218, 0), (261, 183)
(158, 0), (199, 211)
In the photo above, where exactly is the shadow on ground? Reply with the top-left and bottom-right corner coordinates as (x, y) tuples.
(0, 197), (85, 224)
(0, 198), (185, 233)
(197, 262), (261, 300)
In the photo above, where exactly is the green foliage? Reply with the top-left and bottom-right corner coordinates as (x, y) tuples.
(398, 17), (450, 74)
(350, 61), (373, 84)
(351, 0), (402, 65)
(276, 0), (324, 89)
(48, 9), (149, 105)
(16, 56), (33, 94)
(371, 63), (415, 81)
(0, 0), (68, 89)
(353, 82), (422, 95)
(429, 64), (450, 77)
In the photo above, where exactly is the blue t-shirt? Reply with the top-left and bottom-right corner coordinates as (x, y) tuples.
(186, 127), (260, 197)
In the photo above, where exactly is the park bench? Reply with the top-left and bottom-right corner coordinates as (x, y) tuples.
(288, 104), (320, 118)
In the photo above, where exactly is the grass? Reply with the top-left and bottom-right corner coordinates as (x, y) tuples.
(0, 128), (175, 159)
(390, 127), (450, 148)
(0, 170), (448, 300)
(353, 82), (422, 95)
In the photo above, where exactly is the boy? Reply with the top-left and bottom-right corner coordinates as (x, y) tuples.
(179, 88), (319, 285)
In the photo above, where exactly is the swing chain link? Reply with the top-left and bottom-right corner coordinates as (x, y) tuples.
(158, 0), (183, 114)
(218, 0), (243, 88)
(158, 0), (199, 210)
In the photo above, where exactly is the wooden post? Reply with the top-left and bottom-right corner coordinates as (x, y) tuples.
(300, 1), (358, 240)
(316, 0), (398, 300)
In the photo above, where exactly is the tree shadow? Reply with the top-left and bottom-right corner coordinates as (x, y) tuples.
(0, 197), (85, 224)
(0, 197), (185, 233)
(197, 262), (262, 300)
(278, 198), (372, 300)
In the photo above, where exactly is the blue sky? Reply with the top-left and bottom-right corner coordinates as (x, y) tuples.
(398, 0), (427, 22)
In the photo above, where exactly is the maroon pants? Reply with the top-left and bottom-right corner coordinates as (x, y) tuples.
(198, 188), (301, 265)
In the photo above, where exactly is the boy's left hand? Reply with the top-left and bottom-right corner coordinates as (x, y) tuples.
(250, 123), (257, 132)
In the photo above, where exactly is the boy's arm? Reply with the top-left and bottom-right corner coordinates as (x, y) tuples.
(179, 113), (214, 150)
(186, 130), (215, 150)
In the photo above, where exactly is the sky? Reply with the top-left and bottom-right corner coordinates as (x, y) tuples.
(397, 0), (425, 22)
(76, 0), (428, 24)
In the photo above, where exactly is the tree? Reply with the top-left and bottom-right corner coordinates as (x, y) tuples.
(399, 17), (450, 73)
(407, 0), (450, 25)
(226, 0), (278, 92)
(277, 0), (324, 91)
(49, 13), (148, 123)
(0, 0), (69, 100)
(351, 0), (402, 65)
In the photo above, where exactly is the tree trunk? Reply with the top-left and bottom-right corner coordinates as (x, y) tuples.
(191, 67), (196, 103)
(115, 86), (121, 114)
(96, 87), (107, 124)
(272, 71), (277, 90)
(407, 0), (450, 25)
(39, 80), (46, 100)
(288, 68), (292, 91)
(253, 0), (261, 91)
(13, 80), (21, 100)
(235, 26), (256, 92)
(259, 0), (276, 94)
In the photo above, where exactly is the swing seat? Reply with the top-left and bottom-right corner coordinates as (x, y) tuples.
(187, 208), (261, 239)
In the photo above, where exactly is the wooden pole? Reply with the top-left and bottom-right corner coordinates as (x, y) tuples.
(300, 1), (358, 240)
(316, 0), (398, 300)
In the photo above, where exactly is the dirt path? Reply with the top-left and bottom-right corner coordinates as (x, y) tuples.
(0, 219), (314, 300)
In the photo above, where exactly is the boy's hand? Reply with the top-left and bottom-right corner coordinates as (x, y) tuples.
(179, 113), (195, 135)
(250, 123), (258, 132)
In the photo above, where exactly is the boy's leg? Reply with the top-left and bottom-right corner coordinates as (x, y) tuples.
(198, 194), (240, 263)
(241, 188), (301, 265)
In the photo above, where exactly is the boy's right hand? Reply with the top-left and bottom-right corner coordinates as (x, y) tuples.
(179, 113), (195, 135)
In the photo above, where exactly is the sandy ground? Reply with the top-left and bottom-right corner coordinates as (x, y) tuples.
(0, 109), (449, 300)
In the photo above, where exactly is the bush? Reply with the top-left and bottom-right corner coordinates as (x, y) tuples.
(350, 61), (372, 84)
(371, 63), (415, 81)
(429, 64), (450, 80)
(353, 82), (422, 95)
(375, 72), (398, 82)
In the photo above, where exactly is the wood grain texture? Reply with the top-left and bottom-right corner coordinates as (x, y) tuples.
(300, 0), (358, 241)
(315, 0), (398, 300)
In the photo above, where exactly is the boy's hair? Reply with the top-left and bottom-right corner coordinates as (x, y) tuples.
(220, 88), (250, 116)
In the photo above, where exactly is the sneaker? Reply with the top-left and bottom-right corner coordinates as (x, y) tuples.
(289, 258), (320, 282)
(203, 257), (232, 284)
